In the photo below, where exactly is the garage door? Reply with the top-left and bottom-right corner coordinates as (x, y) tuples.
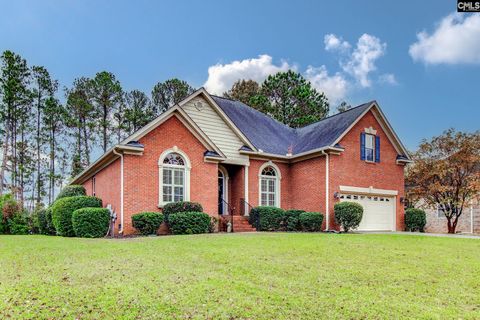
(339, 193), (395, 231)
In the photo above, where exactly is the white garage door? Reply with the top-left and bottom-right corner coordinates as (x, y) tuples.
(339, 193), (395, 231)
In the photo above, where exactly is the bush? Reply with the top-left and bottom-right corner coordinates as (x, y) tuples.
(8, 213), (30, 235)
(284, 209), (305, 231)
(334, 202), (363, 232)
(168, 212), (211, 235)
(163, 201), (203, 224)
(51, 196), (102, 237)
(405, 208), (426, 232)
(72, 207), (110, 238)
(299, 212), (324, 232)
(2, 198), (21, 221)
(56, 185), (86, 201)
(36, 208), (56, 235)
(0, 220), (6, 234)
(132, 212), (164, 235)
(249, 206), (285, 231)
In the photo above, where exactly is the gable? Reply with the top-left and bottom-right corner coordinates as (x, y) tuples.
(181, 95), (249, 165)
(338, 109), (400, 162)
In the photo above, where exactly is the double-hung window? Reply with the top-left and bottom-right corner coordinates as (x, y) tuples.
(365, 133), (375, 162)
(162, 153), (186, 203)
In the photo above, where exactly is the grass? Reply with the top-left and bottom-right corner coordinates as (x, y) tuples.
(0, 233), (479, 319)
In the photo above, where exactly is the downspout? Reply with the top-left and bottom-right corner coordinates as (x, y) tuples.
(113, 148), (124, 235)
(323, 151), (330, 231)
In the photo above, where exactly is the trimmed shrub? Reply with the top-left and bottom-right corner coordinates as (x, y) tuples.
(299, 212), (324, 232)
(72, 207), (110, 238)
(132, 212), (164, 235)
(37, 208), (56, 235)
(8, 213), (30, 235)
(168, 212), (211, 235)
(284, 209), (305, 231)
(163, 201), (203, 224)
(51, 196), (102, 237)
(249, 206), (285, 231)
(56, 185), (86, 201)
(405, 208), (426, 232)
(0, 220), (6, 234)
(334, 202), (363, 232)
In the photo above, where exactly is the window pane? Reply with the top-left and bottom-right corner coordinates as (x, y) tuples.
(261, 193), (267, 206)
(268, 179), (275, 192)
(261, 179), (267, 192)
(163, 169), (172, 184)
(174, 169), (184, 185)
(268, 193), (275, 206)
(366, 148), (374, 161)
(163, 186), (172, 202)
(366, 134), (374, 148)
(174, 187), (184, 202)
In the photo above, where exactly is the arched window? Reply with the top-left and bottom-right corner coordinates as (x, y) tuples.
(158, 148), (191, 207)
(259, 163), (281, 207)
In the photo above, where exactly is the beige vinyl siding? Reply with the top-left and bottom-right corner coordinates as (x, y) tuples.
(182, 97), (249, 164)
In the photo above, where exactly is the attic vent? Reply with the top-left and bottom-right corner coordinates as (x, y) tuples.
(194, 101), (204, 111)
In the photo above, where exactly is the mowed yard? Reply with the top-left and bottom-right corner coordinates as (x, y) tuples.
(0, 233), (479, 319)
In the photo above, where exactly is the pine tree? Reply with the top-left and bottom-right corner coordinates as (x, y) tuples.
(124, 90), (154, 135)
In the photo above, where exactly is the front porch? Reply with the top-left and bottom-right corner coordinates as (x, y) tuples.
(218, 164), (256, 232)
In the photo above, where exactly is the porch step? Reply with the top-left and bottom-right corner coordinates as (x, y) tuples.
(231, 216), (256, 232)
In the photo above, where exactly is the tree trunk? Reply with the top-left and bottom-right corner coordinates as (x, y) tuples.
(36, 93), (41, 207)
(447, 217), (456, 234)
(0, 129), (10, 195)
(103, 104), (107, 152)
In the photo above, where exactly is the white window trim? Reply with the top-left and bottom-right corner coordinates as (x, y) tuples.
(218, 165), (229, 215)
(158, 146), (191, 207)
(258, 161), (282, 208)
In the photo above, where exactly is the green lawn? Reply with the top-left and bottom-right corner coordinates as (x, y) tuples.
(0, 233), (479, 319)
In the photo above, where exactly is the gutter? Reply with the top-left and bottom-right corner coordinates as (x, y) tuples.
(112, 147), (124, 235)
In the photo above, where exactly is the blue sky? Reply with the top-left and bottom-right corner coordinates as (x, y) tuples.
(0, 0), (478, 150)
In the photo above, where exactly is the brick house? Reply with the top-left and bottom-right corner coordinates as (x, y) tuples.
(70, 88), (412, 235)
(424, 203), (480, 234)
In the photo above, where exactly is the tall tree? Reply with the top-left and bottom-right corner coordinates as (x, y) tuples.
(65, 77), (95, 174)
(151, 78), (194, 114)
(89, 71), (123, 152)
(123, 90), (154, 135)
(251, 70), (329, 128)
(0, 51), (31, 198)
(30, 66), (57, 207)
(43, 96), (66, 204)
(223, 79), (260, 105)
(406, 129), (480, 233)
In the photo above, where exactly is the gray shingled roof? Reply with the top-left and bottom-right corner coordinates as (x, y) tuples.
(212, 96), (373, 156)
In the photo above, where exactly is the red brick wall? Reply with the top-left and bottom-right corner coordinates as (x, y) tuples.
(329, 110), (406, 230)
(289, 157), (327, 228)
(83, 159), (121, 234)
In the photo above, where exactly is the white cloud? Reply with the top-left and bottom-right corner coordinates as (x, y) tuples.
(305, 65), (348, 104)
(324, 34), (351, 52)
(203, 54), (291, 94)
(341, 34), (386, 87)
(409, 13), (480, 64)
(379, 73), (397, 85)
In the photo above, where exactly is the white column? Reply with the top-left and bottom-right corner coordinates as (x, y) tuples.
(244, 164), (249, 216)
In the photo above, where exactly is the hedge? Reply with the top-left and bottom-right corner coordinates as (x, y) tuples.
(334, 201), (363, 232)
(284, 209), (305, 231)
(163, 201), (203, 224)
(7, 213), (30, 235)
(405, 208), (426, 232)
(51, 196), (102, 237)
(249, 206), (285, 231)
(168, 212), (211, 235)
(72, 207), (110, 238)
(56, 185), (86, 201)
(132, 212), (164, 235)
(36, 208), (56, 235)
(299, 212), (324, 232)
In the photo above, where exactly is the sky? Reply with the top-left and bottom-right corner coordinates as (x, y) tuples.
(0, 0), (479, 151)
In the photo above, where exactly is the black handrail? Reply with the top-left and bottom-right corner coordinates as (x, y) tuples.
(220, 198), (235, 232)
(240, 198), (256, 230)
